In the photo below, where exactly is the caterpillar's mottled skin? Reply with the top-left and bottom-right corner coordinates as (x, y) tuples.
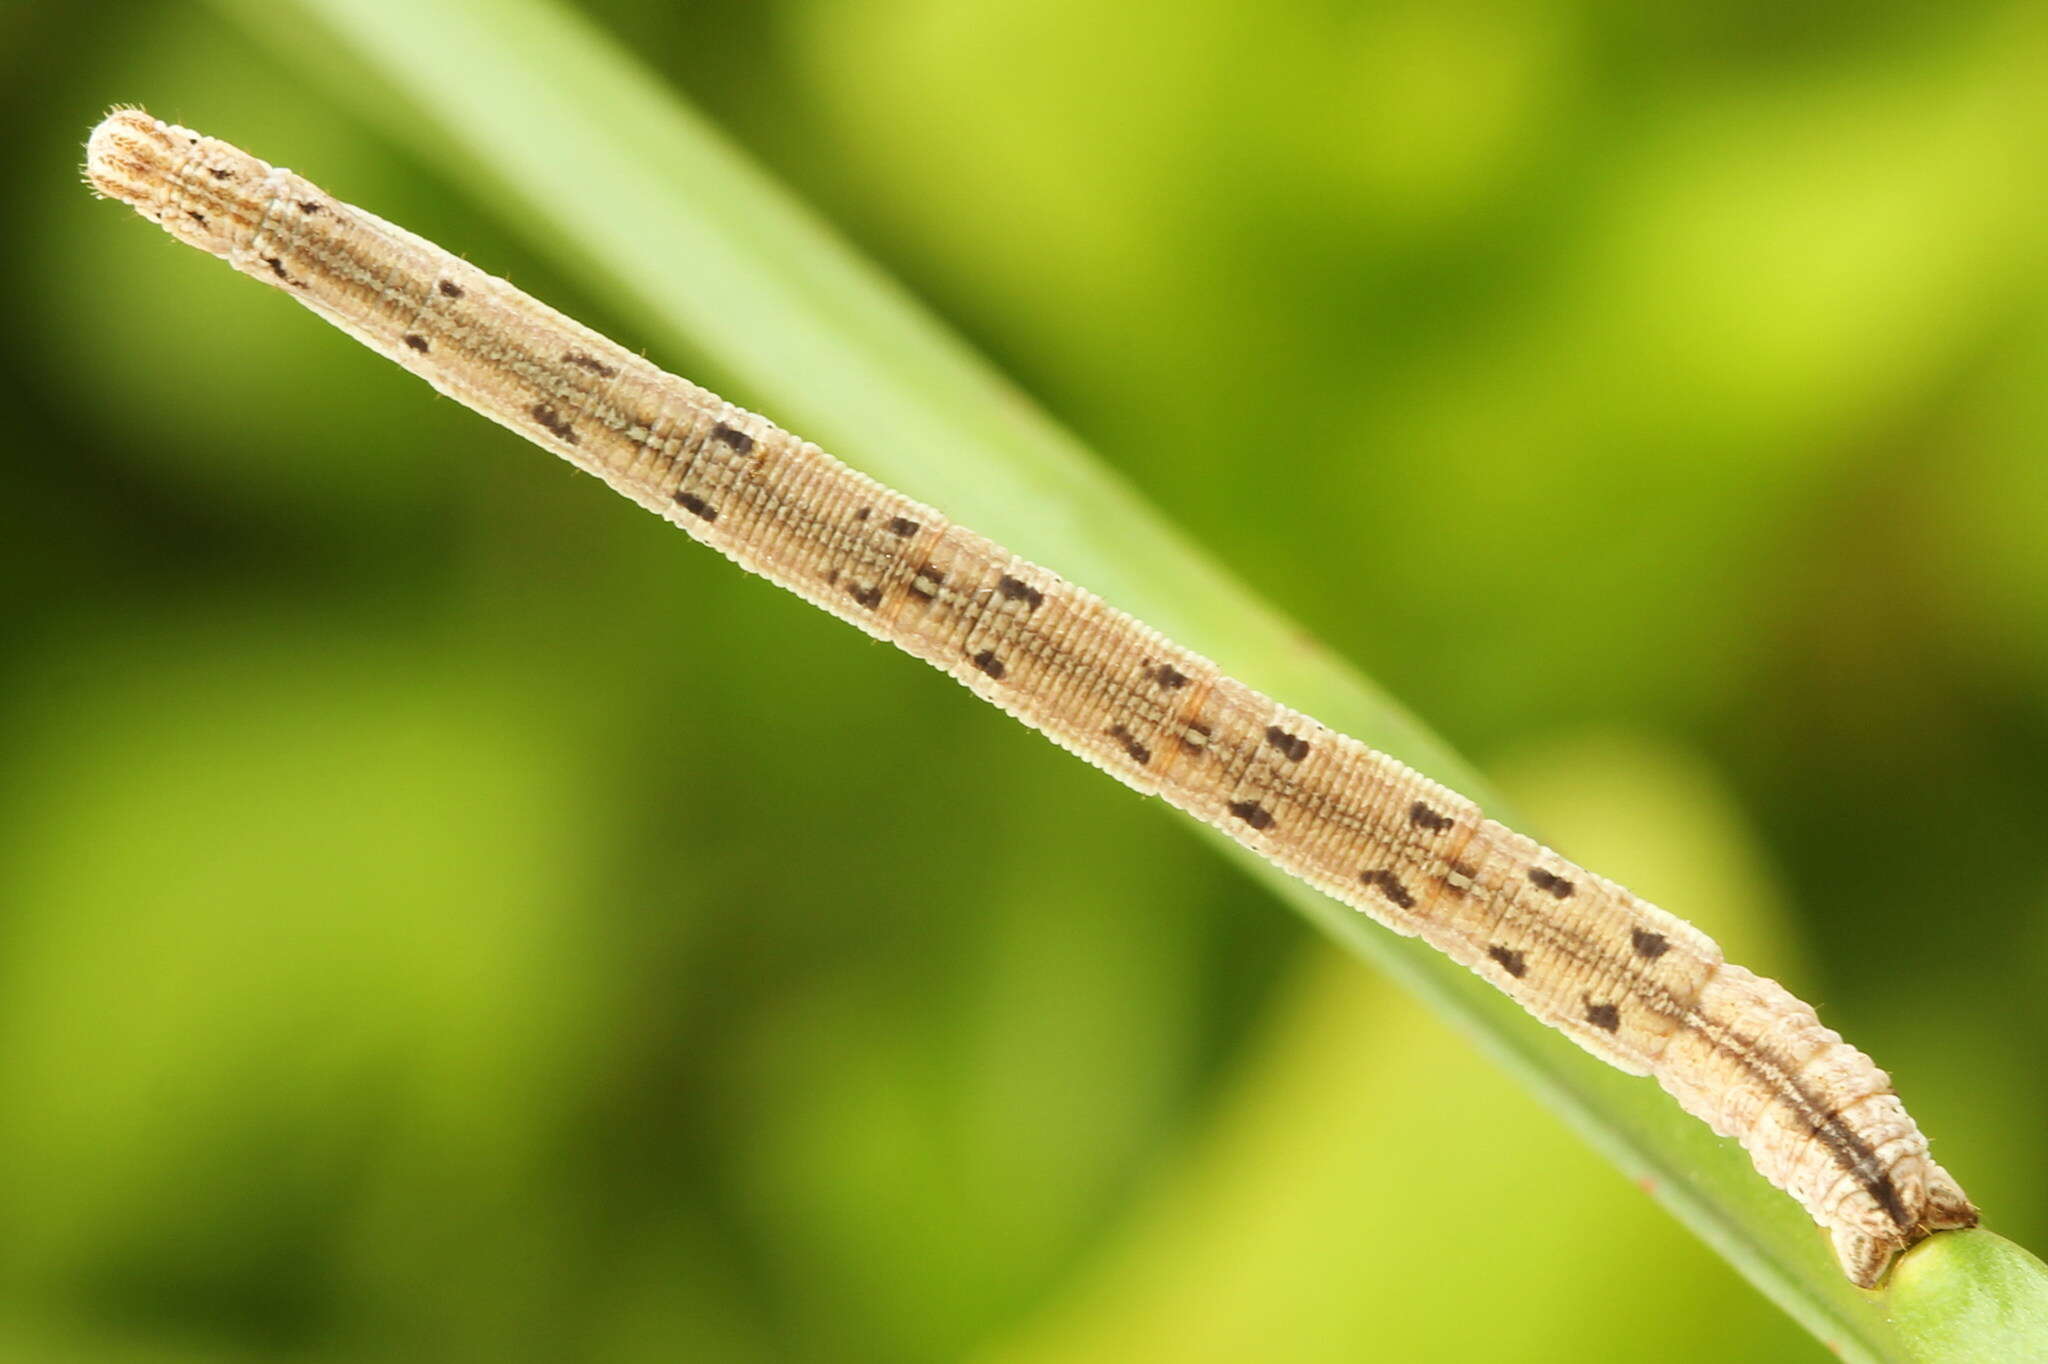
(86, 108), (1978, 1286)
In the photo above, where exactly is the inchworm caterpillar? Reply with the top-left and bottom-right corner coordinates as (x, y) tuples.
(85, 107), (1977, 1287)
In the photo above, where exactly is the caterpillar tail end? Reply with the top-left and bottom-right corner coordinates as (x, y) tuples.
(1834, 1160), (1980, 1288)
(1834, 1226), (1900, 1290)
(1922, 1160), (1982, 1234)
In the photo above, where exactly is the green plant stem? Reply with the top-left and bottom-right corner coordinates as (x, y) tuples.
(202, 0), (2048, 1356)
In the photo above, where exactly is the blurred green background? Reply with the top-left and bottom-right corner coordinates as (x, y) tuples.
(6, 1), (2046, 1359)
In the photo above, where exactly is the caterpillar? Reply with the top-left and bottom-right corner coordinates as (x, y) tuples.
(84, 107), (1977, 1286)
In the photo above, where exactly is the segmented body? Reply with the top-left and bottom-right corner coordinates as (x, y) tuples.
(85, 109), (1976, 1285)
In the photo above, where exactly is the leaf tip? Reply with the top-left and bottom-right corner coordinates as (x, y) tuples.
(1885, 1228), (2048, 1360)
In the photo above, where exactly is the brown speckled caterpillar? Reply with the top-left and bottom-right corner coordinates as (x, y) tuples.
(85, 107), (1978, 1286)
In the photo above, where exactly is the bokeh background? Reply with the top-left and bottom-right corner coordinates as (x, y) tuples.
(6, 1), (2046, 1359)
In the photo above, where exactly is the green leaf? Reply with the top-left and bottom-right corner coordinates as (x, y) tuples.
(1890, 1231), (2048, 1357)
(196, 0), (2048, 1356)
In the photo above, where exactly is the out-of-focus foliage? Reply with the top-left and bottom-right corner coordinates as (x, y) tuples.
(4, 1), (2044, 1360)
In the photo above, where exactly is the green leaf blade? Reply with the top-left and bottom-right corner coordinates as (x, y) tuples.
(193, 0), (2048, 1356)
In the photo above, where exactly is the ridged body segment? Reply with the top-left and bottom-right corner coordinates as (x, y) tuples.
(86, 108), (1977, 1286)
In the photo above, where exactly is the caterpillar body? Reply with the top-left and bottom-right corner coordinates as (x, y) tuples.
(85, 108), (1977, 1286)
